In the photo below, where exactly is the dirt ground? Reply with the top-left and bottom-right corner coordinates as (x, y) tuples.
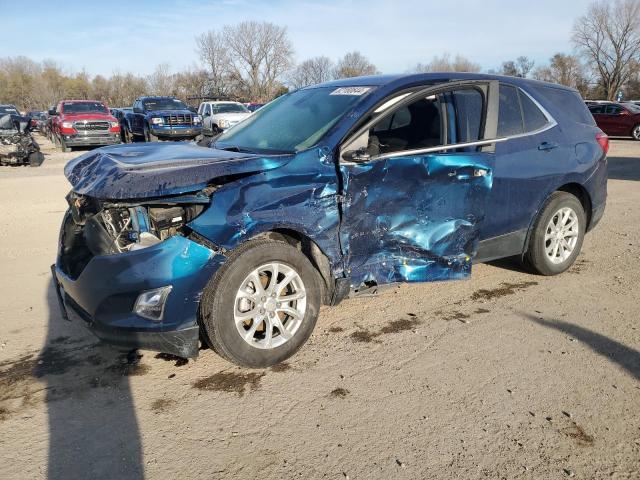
(0, 134), (638, 480)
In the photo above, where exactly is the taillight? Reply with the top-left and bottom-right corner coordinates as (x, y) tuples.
(596, 132), (609, 155)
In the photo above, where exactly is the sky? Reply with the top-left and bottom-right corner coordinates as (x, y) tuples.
(0, 0), (594, 77)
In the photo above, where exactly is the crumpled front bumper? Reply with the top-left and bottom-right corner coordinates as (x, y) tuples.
(52, 235), (224, 358)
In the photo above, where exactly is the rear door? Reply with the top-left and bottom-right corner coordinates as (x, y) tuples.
(338, 81), (499, 289)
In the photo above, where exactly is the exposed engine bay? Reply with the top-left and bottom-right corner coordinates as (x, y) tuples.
(0, 113), (44, 166)
(59, 190), (215, 278)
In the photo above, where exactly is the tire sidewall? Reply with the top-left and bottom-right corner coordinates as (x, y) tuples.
(201, 240), (321, 367)
(530, 193), (586, 275)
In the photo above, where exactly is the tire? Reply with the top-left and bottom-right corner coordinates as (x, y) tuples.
(199, 238), (322, 368)
(28, 151), (44, 167)
(524, 191), (586, 275)
(632, 124), (640, 140)
(144, 123), (158, 142)
(60, 137), (71, 152)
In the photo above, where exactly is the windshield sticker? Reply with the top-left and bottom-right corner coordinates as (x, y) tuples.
(330, 87), (372, 96)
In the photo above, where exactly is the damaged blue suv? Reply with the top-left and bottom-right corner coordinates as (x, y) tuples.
(52, 73), (607, 367)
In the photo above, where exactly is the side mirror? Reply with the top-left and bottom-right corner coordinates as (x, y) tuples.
(133, 107), (142, 113)
(343, 147), (371, 163)
(48, 109), (57, 116)
(620, 109), (630, 116)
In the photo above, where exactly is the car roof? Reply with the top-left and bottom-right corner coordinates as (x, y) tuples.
(139, 96), (179, 100)
(306, 72), (578, 93)
(202, 101), (243, 105)
(60, 99), (104, 103)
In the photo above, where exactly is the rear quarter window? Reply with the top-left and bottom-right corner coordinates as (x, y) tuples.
(498, 85), (524, 137)
(534, 86), (595, 126)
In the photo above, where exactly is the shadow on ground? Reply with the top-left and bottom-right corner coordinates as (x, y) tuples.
(36, 281), (145, 479)
(522, 312), (640, 381)
(607, 154), (640, 181)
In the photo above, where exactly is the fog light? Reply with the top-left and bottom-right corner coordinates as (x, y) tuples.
(134, 286), (172, 321)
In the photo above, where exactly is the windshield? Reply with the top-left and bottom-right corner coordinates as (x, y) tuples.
(143, 98), (188, 111)
(215, 86), (373, 153)
(0, 105), (19, 115)
(623, 102), (640, 113)
(63, 102), (108, 114)
(212, 103), (249, 114)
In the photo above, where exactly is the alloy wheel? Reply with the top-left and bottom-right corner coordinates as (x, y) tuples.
(544, 207), (579, 264)
(234, 262), (307, 349)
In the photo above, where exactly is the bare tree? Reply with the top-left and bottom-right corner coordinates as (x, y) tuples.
(223, 21), (294, 101)
(499, 56), (534, 77)
(516, 56), (535, 77)
(533, 53), (590, 95)
(414, 53), (480, 72)
(333, 51), (378, 79)
(147, 63), (176, 96)
(289, 56), (334, 89)
(195, 31), (231, 97)
(573, 0), (640, 100)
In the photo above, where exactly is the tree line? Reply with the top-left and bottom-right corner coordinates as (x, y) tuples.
(2, 0), (640, 111)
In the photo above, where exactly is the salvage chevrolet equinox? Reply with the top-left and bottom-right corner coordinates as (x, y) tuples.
(52, 73), (607, 367)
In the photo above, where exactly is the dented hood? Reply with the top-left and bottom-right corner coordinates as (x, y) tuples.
(64, 142), (292, 199)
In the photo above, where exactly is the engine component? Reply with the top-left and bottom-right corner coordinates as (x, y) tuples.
(0, 113), (44, 167)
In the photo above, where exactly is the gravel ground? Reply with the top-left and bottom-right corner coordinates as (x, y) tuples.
(0, 134), (638, 479)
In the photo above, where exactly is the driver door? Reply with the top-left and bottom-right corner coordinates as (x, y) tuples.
(338, 81), (500, 289)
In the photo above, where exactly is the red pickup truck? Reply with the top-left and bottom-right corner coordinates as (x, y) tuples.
(49, 100), (121, 152)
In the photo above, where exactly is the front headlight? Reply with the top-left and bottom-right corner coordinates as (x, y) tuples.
(150, 117), (164, 125)
(62, 121), (74, 128)
(218, 119), (229, 128)
(110, 121), (119, 128)
(193, 115), (202, 123)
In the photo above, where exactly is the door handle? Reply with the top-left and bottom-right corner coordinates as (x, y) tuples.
(538, 141), (559, 151)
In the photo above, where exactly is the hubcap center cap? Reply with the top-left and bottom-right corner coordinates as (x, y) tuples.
(264, 297), (277, 312)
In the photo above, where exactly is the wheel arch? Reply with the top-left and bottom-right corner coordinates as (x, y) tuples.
(249, 228), (335, 305)
(522, 182), (593, 256)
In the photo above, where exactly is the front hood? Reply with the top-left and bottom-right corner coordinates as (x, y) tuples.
(63, 113), (114, 121)
(64, 142), (292, 199)
(213, 112), (251, 121)
(147, 110), (192, 116)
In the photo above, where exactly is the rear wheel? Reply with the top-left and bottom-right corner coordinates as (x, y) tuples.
(524, 191), (586, 275)
(199, 239), (321, 368)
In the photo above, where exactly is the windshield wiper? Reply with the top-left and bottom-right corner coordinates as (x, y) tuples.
(219, 145), (256, 154)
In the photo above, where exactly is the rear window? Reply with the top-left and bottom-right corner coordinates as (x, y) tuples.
(498, 85), (524, 137)
(520, 92), (548, 131)
(534, 86), (595, 126)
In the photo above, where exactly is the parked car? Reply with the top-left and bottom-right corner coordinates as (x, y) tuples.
(0, 108), (44, 166)
(246, 102), (265, 112)
(128, 96), (202, 142)
(53, 73), (607, 367)
(588, 101), (640, 140)
(49, 100), (121, 152)
(198, 101), (251, 137)
(26, 111), (46, 130)
(110, 107), (133, 143)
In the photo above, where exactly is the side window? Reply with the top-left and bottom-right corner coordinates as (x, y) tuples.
(519, 91), (548, 132)
(606, 105), (622, 115)
(205, 104), (211, 116)
(589, 105), (605, 114)
(498, 84), (523, 137)
(441, 89), (483, 144)
(367, 95), (442, 156)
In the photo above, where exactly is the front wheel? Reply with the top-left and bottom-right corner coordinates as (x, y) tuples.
(59, 136), (71, 152)
(199, 239), (321, 368)
(632, 124), (640, 140)
(143, 124), (158, 142)
(524, 191), (586, 275)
